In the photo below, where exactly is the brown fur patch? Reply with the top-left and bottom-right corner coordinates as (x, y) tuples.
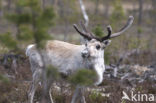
(46, 40), (81, 58)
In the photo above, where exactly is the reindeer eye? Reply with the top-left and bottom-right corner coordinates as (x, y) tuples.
(96, 45), (100, 50)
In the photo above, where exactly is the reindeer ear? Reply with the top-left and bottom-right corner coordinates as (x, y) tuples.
(103, 40), (111, 46)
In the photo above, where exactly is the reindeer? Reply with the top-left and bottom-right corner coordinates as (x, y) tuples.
(26, 16), (134, 103)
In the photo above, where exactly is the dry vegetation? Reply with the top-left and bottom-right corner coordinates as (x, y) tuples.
(0, 54), (156, 103)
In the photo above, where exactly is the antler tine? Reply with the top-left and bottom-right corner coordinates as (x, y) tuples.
(110, 16), (134, 38)
(80, 21), (88, 33)
(80, 21), (95, 38)
(107, 25), (112, 37)
(73, 24), (92, 40)
(101, 25), (112, 41)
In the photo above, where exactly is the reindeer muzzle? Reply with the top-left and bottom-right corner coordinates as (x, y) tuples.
(81, 49), (90, 58)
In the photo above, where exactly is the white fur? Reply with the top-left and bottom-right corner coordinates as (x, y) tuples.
(94, 58), (105, 85)
(26, 44), (34, 56)
(26, 40), (107, 83)
(26, 40), (109, 103)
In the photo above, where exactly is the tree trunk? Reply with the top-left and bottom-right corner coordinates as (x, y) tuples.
(132, 0), (136, 17)
(63, 21), (69, 41)
(137, 0), (144, 63)
(148, 0), (156, 50)
(6, 0), (11, 11)
(137, 0), (144, 46)
(15, 6), (22, 37)
(57, 0), (68, 41)
(78, 0), (89, 43)
(138, 0), (143, 26)
(79, 0), (89, 27)
(41, 0), (46, 10)
(151, 0), (156, 31)
(50, 0), (55, 4)
(57, 0), (64, 18)
(0, 0), (3, 18)
(94, 0), (99, 15)
(103, 1), (109, 19)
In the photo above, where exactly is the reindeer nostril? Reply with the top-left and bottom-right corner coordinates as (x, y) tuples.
(81, 53), (86, 58)
(81, 51), (89, 58)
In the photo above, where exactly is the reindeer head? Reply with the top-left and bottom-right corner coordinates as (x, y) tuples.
(73, 16), (134, 85)
(74, 16), (134, 59)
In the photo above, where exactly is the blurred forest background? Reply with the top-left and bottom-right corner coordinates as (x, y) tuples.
(0, 0), (156, 65)
(0, 0), (156, 103)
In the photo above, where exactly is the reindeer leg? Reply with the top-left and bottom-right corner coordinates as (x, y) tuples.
(41, 74), (54, 103)
(28, 82), (38, 103)
(71, 86), (86, 103)
(80, 96), (86, 103)
(71, 86), (81, 103)
(46, 79), (54, 103)
(49, 87), (54, 103)
(80, 87), (86, 103)
(28, 69), (42, 103)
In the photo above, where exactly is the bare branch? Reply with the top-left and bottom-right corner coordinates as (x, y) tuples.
(78, 0), (89, 27)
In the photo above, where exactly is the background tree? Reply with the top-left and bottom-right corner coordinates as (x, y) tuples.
(110, 0), (125, 29)
(0, 1), (55, 102)
(137, 0), (144, 47)
(57, 0), (78, 41)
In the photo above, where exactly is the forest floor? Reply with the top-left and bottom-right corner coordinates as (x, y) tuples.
(0, 54), (156, 103)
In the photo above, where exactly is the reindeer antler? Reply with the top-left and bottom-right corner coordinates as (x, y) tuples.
(73, 16), (134, 42)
